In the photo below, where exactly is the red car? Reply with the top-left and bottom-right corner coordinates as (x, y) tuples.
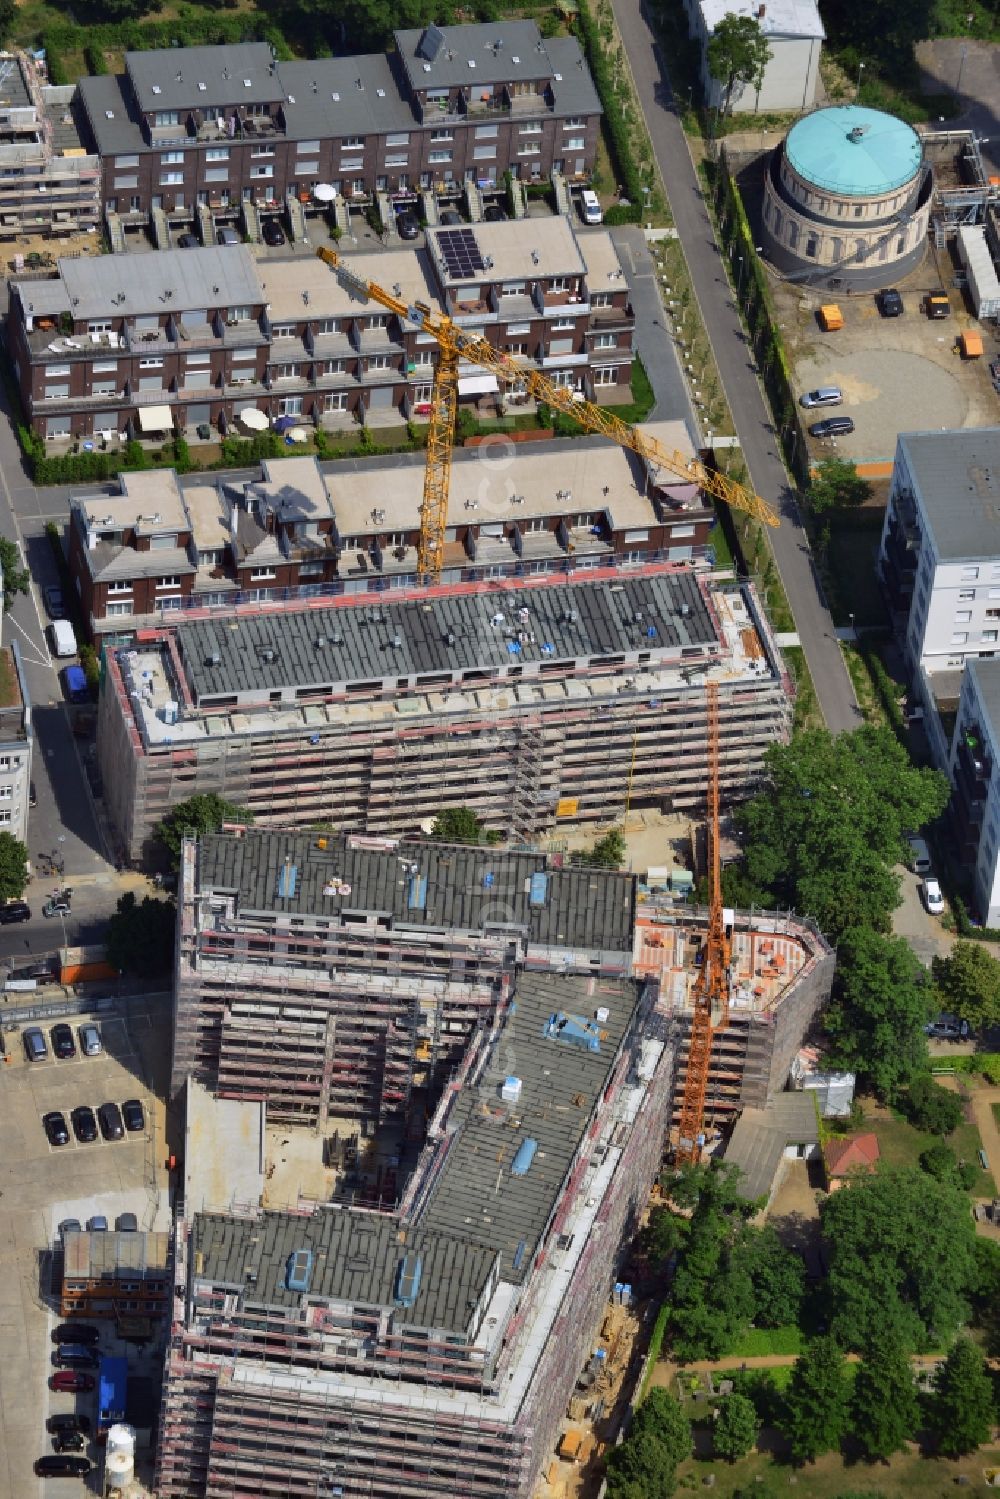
(49, 1370), (95, 1393)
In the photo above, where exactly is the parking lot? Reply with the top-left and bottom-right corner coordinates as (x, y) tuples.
(0, 1000), (172, 1499)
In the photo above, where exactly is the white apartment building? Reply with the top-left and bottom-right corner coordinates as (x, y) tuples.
(948, 658), (1000, 925)
(683, 0), (824, 114)
(878, 429), (1000, 680)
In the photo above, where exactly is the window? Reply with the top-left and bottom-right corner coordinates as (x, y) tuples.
(45, 384), (69, 400)
(46, 365), (71, 379)
(250, 165), (274, 179)
(279, 395), (303, 415)
(115, 154), (139, 168)
(431, 129), (453, 142)
(92, 382), (118, 396)
(367, 355), (390, 370)
(342, 136), (364, 149)
(107, 580), (133, 594)
(250, 146), (274, 159)
(161, 150), (185, 165)
(519, 123), (542, 136)
(92, 360), (118, 374)
(228, 306), (252, 322)
(322, 359), (346, 374)
(154, 110), (180, 127)
(160, 172), (184, 186)
(297, 139), (322, 153)
(501, 282), (526, 297)
(316, 318), (339, 335)
(273, 363), (301, 380)
(186, 351), (211, 366)
(982, 631), (999, 643)
(518, 143), (541, 156)
(552, 317), (575, 331)
(563, 117), (584, 129)
(184, 369), (211, 388)
(340, 161), (363, 172)
(250, 567), (276, 580)
(386, 156), (407, 167)
(962, 566), (981, 581)
(593, 367), (616, 386)
(386, 132), (410, 146)
(549, 277), (570, 293)
(473, 146), (496, 160)
(951, 632), (969, 645)
(231, 348), (257, 363)
(88, 321), (112, 334)
(271, 323), (296, 338)
(507, 342), (528, 356)
(114, 176), (138, 190)
(959, 589), (976, 599)
(594, 333), (616, 348)
(955, 611), (973, 623)
(205, 147), (229, 162)
(139, 357), (163, 369)
(805, 235), (818, 258)
(566, 137), (585, 150)
(591, 292), (611, 307)
(325, 392), (348, 411)
(506, 322), (530, 336)
(429, 150), (451, 164)
(156, 576), (181, 589)
(205, 168), (228, 183)
(106, 602), (132, 618)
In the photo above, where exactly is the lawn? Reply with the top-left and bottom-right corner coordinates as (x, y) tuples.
(857, 1100), (996, 1195)
(675, 1441), (1000, 1498)
(728, 1325), (802, 1358)
(824, 513), (889, 628)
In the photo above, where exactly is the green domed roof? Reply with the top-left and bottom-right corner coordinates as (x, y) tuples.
(785, 106), (922, 197)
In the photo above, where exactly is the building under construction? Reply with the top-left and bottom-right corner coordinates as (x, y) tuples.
(98, 565), (791, 862)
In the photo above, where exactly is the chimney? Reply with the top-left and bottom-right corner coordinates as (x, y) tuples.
(757, 3), (765, 14)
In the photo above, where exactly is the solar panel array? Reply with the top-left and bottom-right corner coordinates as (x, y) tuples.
(437, 227), (485, 279)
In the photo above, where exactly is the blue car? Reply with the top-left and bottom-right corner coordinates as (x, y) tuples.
(62, 665), (89, 703)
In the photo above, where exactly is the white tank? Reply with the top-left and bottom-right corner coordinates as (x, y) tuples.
(104, 1449), (134, 1492)
(106, 1424), (135, 1458)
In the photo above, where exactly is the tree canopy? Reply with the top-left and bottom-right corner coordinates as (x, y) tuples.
(820, 1167), (977, 1351)
(735, 727), (949, 940)
(605, 1389), (692, 1499)
(429, 807), (500, 845)
(807, 459), (872, 515)
(713, 1392), (758, 1462)
(706, 14), (772, 113)
(850, 1328), (918, 1461)
(823, 928), (933, 1099)
(901, 1074), (964, 1135)
(932, 940), (1000, 1034)
(106, 892), (177, 978)
(781, 1335), (850, 1464)
(0, 831), (28, 902)
(0, 536), (29, 612)
(821, 0), (936, 75)
(931, 1337), (996, 1457)
(575, 826), (627, 869)
(155, 794), (253, 868)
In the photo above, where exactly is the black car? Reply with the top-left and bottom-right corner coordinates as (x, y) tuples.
(483, 203), (507, 222)
(177, 232), (200, 249)
(70, 1105), (98, 1144)
(53, 1323), (100, 1346)
(29, 781), (37, 807)
(122, 1098), (146, 1133)
(0, 900), (30, 923)
(43, 584), (65, 619)
(52, 1346), (99, 1369)
(116, 1212), (138, 1232)
(35, 1455), (91, 1477)
(395, 209), (419, 240)
(51, 1023), (76, 1059)
(42, 1111), (70, 1147)
(261, 218), (286, 246)
(439, 208), (463, 226)
(52, 1431), (86, 1454)
(97, 1101), (125, 1141)
(877, 287), (904, 316)
(46, 1414), (91, 1436)
(809, 416), (855, 438)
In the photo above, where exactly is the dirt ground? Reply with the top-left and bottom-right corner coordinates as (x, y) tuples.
(548, 808), (697, 880)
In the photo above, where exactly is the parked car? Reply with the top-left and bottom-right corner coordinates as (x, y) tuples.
(52, 1432), (86, 1454)
(97, 1102), (125, 1141)
(395, 209), (419, 240)
(58, 1219), (81, 1239)
(122, 1098), (146, 1133)
(261, 218), (286, 247)
(578, 188), (603, 225)
(43, 584), (65, 619)
(87, 1214), (108, 1231)
(177, 232), (200, 248)
(921, 876), (945, 915)
(42, 1111), (70, 1147)
(23, 1026), (47, 1062)
(52, 1346), (99, 1369)
(809, 416), (855, 438)
(116, 1212), (138, 1232)
(35, 1455), (91, 1477)
(906, 834), (932, 874)
(43, 898), (71, 918)
(48, 1371), (95, 1394)
(50, 1023), (75, 1060)
(0, 900), (31, 923)
(216, 225), (240, 246)
(28, 781), (37, 807)
(438, 208), (463, 226)
(482, 202), (507, 222)
(52, 1324), (99, 1346)
(70, 1106), (98, 1144)
(62, 665), (89, 704)
(79, 1023), (102, 1057)
(877, 287), (904, 316)
(46, 1414), (91, 1435)
(799, 386), (842, 408)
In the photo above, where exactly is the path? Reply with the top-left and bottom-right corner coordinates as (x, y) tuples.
(971, 1085), (1000, 1193)
(609, 224), (701, 433)
(608, 0), (863, 735)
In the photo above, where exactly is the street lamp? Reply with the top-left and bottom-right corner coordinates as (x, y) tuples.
(856, 60), (866, 99)
(957, 44), (968, 97)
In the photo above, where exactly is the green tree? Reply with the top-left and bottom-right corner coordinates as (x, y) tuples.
(823, 929), (933, 1099)
(575, 826), (626, 869)
(106, 892), (176, 978)
(0, 830), (28, 901)
(781, 1335), (850, 1463)
(155, 794), (253, 868)
(851, 1329), (918, 1460)
(729, 1223), (804, 1328)
(969, 1239), (1000, 1356)
(0, 0), (15, 43)
(918, 1142), (960, 1184)
(638, 1207), (688, 1281)
(902, 1074), (964, 1135)
(0, 536), (29, 611)
(931, 1336), (995, 1457)
(736, 727), (949, 941)
(932, 940), (1000, 1034)
(714, 1392), (758, 1461)
(807, 459), (872, 515)
(605, 1389), (691, 1499)
(822, 0), (936, 73)
(706, 14), (772, 114)
(632, 1388), (693, 1468)
(821, 1168), (977, 1352)
(429, 806), (500, 845)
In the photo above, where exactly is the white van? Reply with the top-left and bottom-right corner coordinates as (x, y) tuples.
(906, 835), (932, 875)
(49, 619), (76, 658)
(579, 189), (603, 225)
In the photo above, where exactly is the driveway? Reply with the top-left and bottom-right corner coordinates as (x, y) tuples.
(609, 0), (862, 736)
(891, 863), (952, 967)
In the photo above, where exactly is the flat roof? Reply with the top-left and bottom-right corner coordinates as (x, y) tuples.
(16, 244), (262, 320)
(124, 42), (280, 114)
(176, 569), (717, 699)
(192, 1206), (498, 1335)
(724, 1092), (819, 1203)
(195, 828), (638, 953)
(963, 657), (1000, 749)
(394, 21), (554, 90)
(257, 246), (441, 324)
(699, 0), (824, 39)
(256, 456), (334, 524)
(428, 215), (586, 287)
(184, 1079), (265, 1215)
(900, 427), (1000, 562)
(182, 479), (230, 555)
(420, 970), (640, 1282)
(63, 1229), (171, 1279)
(0, 53), (33, 112)
(75, 468), (189, 535)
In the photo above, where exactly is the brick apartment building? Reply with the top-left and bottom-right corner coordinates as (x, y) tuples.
(74, 23), (600, 235)
(8, 216), (634, 444)
(68, 432), (713, 641)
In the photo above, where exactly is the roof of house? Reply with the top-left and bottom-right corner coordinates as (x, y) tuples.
(194, 828), (638, 953)
(724, 1092), (819, 1203)
(824, 1132), (880, 1176)
(278, 54), (415, 140)
(15, 244), (262, 320)
(899, 427), (1000, 563)
(394, 20), (556, 89)
(964, 658), (1000, 753)
(63, 1230), (171, 1279)
(427, 214), (586, 287)
(699, 0), (824, 40)
(786, 106), (922, 197)
(124, 42), (281, 114)
(174, 568), (718, 701)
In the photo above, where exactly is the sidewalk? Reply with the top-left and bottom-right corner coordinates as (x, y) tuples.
(607, 0), (863, 736)
(609, 223), (701, 437)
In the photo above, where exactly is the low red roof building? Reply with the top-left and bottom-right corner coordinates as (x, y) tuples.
(824, 1132), (880, 1188)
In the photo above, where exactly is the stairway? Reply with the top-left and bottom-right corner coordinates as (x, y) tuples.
(286, 193), (307, 243)
(377, 190), (397, 241)
(464, 179), (483, 222)
(242, 199), (261, 244)
(105, 210), (126, 255)
(421, 189), (439, 228)
(196, 201), (214, 246)
(150, 204), (170, 250)
(509, 177), (527, 220)
(551, 169), (571, 217)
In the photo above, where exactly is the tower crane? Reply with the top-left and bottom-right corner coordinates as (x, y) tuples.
(315, 245), (779, 581)
(675, 679), (731, 1165)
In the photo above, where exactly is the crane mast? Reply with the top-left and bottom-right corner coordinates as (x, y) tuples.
(675, 680), (731, 1164)
(315, 246), (779, 582)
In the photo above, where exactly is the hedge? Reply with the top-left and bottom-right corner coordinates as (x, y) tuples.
(575, 0), (644, 210)
(39, 17), (292, 63)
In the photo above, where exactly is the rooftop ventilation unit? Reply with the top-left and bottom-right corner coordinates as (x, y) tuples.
(285, 1247), (313, 1293)
(276, 859), (298, 899)
(511, 1138), (538, 1176)
(205, 652), (221, 667)
(394, 1251), (423, 1307)
(543, 1011), (602, 1053)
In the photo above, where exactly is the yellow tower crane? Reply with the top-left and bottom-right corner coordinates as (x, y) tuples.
(316, 245), (779, 581)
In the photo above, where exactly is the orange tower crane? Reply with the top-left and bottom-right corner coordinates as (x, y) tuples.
(675, 680), (731, 1164)
(315, 246), (779, 581)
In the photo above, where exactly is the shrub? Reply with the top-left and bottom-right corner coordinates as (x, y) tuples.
(903, 1075), (964, 1135)
(41, 37), (69, 86)
(84, 43), (108, 75)
(604, 202), (643, 225)
(575, 0), (644, 206)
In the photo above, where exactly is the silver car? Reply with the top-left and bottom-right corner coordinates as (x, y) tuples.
(79, 1023), (102, 1057)
(799, 386), (843, 408)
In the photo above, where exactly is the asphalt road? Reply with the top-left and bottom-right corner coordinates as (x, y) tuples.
(609, 0), (863, 736)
